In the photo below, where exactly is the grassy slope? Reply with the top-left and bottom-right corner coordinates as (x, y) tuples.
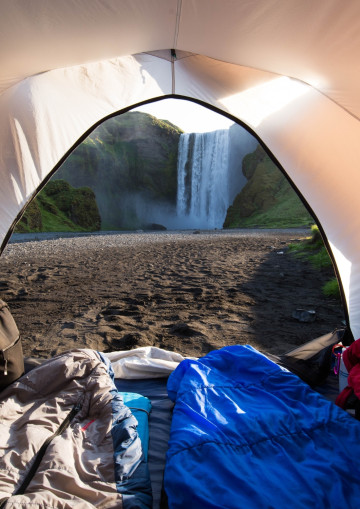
(288, 225), (340, 299)
(38, 193), (88, 232)
(15, 180), (100, 233)
(16, 197), (86, 234)
(230, 187), (314, 228)
(224, 146), (313, 229)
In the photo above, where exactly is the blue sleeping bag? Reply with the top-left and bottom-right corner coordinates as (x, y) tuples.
(164, 345), (360, 509)
(121, 392), (151, 461)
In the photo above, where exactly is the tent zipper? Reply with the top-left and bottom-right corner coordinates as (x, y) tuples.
(0, 402), (82, 508)
(1, 335), (20, 375)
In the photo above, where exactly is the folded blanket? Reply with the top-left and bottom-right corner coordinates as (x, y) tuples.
(164, 345), (360, 509)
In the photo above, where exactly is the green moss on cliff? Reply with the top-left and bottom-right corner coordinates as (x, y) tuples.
(15, 200), (43, 233)
(224, 145), (313, 228)
(15, 180), (101, 233)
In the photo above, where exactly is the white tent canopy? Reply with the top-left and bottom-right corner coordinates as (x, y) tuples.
(1, 0), (360, 337)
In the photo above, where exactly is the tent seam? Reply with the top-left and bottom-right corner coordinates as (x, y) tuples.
(173, 0), (183, 50)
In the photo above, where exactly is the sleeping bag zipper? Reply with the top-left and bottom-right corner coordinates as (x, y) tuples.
(0, 402), (82, 508)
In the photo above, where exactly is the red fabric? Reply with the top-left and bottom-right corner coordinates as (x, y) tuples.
(336, 338), (360, 409)
(348, 363), (360, 400)
(336, 386), (353, 408)
(343, 338), (360, 371)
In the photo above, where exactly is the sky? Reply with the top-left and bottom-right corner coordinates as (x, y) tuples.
(134, 98), (234, 133)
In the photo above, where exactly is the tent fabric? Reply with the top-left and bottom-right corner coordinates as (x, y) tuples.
(164, 345), (360, 509)
(1, 1), (360, 335)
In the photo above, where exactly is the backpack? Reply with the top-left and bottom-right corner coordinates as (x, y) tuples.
(0, 299), (24, 390)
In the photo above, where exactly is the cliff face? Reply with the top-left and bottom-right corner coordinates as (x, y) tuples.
(224, 145), (313, 228)
(227, 123), (258, 203)
(56, 111), (182, 230)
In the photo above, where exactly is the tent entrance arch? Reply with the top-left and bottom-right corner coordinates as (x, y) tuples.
(2, 93), (349, 335)
(1, 96), (347, 361)
(4, 91), (325, 241)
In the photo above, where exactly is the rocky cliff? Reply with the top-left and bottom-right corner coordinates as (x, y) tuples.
(56, 111), (182, 230)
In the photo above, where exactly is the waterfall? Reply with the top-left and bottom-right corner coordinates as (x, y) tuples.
(176, 130), (230, 229)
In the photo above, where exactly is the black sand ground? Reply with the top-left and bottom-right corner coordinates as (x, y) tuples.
(0, 229), (345, 359)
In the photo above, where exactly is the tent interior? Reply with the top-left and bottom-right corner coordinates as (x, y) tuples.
(1, 1), (360, 508)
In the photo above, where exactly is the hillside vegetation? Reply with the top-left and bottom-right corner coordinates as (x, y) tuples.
(224, 145), (313, 228)
(288, 225), (341, 299)
(16, 180), (101, 233)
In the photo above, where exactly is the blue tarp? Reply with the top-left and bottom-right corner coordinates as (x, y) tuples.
(164, 345), (360, 509)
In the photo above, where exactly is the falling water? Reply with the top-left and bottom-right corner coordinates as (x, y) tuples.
(176, 130), (231, 229)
